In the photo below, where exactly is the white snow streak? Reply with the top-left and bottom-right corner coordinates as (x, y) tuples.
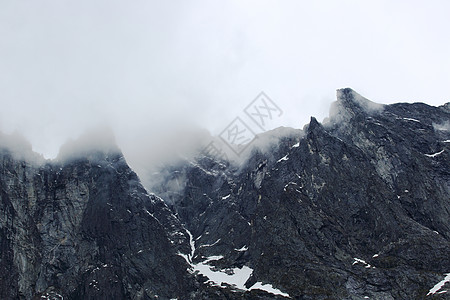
(277, 155), (289, 163)
(284, 182), (298, 192)
(198, 239), (221, 248)
(143, 209), (154, 218)
(178, 229), (196, 264)
(402, 117), (421, 123)
(251, 282), (291, 297)
(187, 230), (195, 261)
(352, 258), (373, 268)
(427, 273), (450, 296)
(234, 245), (248, 252)
(425, 149), (445, 157)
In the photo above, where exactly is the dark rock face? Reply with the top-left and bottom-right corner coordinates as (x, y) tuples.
(154, 89), (450, 299)
(0, 149), (194, 299)
(1, 89), (449, 299)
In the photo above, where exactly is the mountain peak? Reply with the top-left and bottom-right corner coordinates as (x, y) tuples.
(56, 127), (121, 162)
(336, 88), (384, 114)
(306, 116), (322, 134)
(326, 88), (384, 125)
(0, 131), (45, 164)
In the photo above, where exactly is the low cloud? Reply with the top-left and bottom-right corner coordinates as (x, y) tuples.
(0, 131), (45, 164)
(56, 126), (119, 163)
(324, 88), (384, 126)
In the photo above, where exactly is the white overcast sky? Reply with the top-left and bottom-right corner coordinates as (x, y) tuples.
(1, 0), (449, 161)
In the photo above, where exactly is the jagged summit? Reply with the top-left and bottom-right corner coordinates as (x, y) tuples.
(0, 90), (449, 299)
(306, 116), (322, 133)
(56, 127), (121, 163)
(336, 88), (384, 112)
(151, 90), (449, 299)
(325, 88), (384, 125)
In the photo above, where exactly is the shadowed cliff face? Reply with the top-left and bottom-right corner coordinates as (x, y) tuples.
(1, 89), (449, 299)
(0, 148), (196, 300)
(154, 89), (450, 299)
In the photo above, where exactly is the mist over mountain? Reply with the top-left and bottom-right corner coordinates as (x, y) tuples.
(2, 1), (450, 163)
(2, 1), (450, 298)
(0, 89), (449, 299)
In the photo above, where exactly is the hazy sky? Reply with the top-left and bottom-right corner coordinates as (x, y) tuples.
(1, 0), (449, 162)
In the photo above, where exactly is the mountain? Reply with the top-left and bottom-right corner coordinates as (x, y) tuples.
(153, 88), (450, 299)
(0, 88), (449, 299)
(0, 143), (196, 299)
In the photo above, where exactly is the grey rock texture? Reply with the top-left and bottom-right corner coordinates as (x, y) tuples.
(1, 88), (449, 299)
(154, 89), (450, 299)
(0, 148), (195, 299)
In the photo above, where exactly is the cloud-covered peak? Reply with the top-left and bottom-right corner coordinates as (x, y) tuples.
(56, 127), (121, 163)
(0, 131), (45, 164)
(324, 88), (384, 125)
(336, 88), (384, 114)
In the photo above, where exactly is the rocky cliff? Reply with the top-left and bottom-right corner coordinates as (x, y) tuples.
(154, 89), (450, 299)
(0, 146), (196, 299)
(1, 88), (449, 299)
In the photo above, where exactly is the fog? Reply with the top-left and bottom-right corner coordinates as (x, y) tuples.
(1, 0), (449, 181)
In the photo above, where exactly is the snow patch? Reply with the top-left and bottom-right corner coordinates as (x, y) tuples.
(192, 256), (252, 290)
(427, 273), (450, 296)
(198, 239), (221, 248)
(40, 293), (64, 300)
(234, 245), (248, 252)
(178, 229), (290, 297)
(187, 230), (195, 261)
(291, 142), (300, 148)
(251, 282), (291, 297)
(425, 149), (445, 157)
(192, 256), (290, 297)
(203, 255), (224, 262)
(222, 194), (231, 200)
(277, 155), (289, 163)
(352, 258), (373, 268)
(283, 182), (297, 192)
(200, 264), (251, 289)
(402, 117), (421, 123)
(177, 229), (196, 264)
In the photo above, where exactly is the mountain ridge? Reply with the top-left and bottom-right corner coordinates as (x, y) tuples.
(0, 88), (449, 299)
(152, 89), (450, 299)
